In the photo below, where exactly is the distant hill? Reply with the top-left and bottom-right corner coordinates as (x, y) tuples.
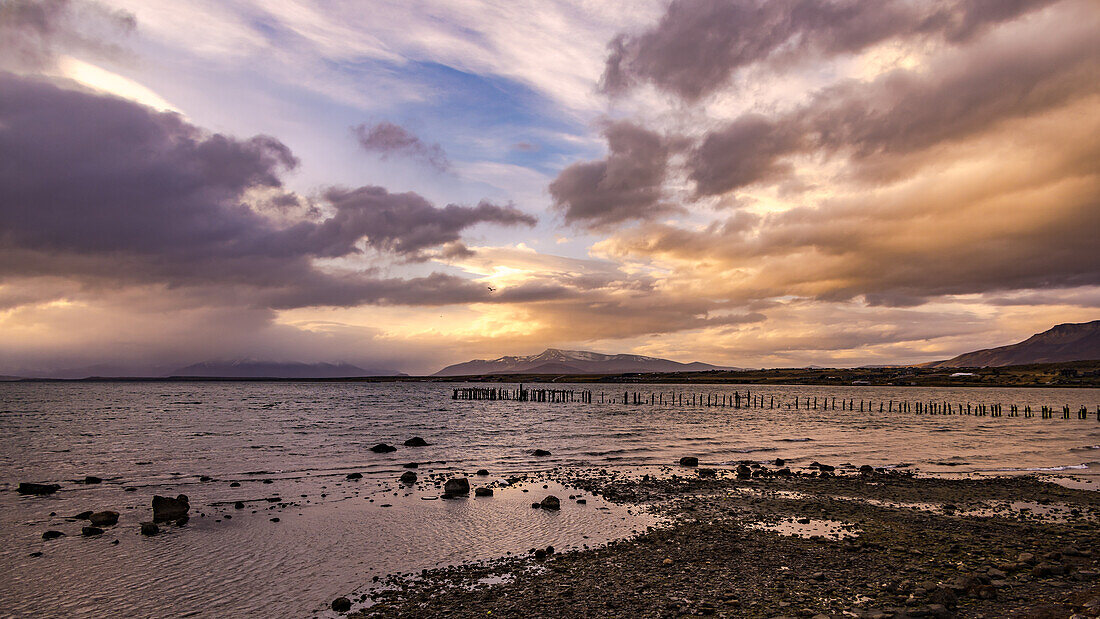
(171, 359), (404, 378)
(931, 320), (1100, 368)
(434, 348), (738, 376)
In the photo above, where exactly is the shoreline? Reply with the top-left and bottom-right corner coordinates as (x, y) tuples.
(348, 470), (1100, 618)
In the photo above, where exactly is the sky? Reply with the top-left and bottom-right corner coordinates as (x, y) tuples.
(0, 0), (1097, 376)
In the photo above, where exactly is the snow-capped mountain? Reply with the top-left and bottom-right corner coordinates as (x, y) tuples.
(433, 348), (737, 376)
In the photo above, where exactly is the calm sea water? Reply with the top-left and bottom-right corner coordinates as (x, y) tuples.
(1, 381), (1098, 617)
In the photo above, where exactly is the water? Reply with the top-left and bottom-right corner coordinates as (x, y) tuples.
(1, 381), (1098, 617)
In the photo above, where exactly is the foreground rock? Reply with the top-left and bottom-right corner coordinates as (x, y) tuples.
(140, 522), (159, 536)
(399, 471), (417, 484)
(474, 487), (493, 497)
(403, 437), (429, 447)
(539, 495), (560, 510)
(17, 482), (60, 495)
(42, 530), (64, 540)
(370, 443), (397, 453)
(152, 494), (190, 522)
(678, 456), (699, 466)
(332, 597), (352, 613)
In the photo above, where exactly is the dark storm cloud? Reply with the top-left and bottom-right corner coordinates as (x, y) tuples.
(352, 121), (450, 172)
(548, 120), (678, 228)
(0, 73), (540, 308)
(0, 0), (135, 72)
(688, 22), (1100, 194)
(601, 0), (1058, 102)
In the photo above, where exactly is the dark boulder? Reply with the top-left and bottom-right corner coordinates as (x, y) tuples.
(17, 482), (60, 495)
(776, 467), (793, 477)
(859, 464), (875, 476)
(735, 464), (752, 479)
(369, 443), (397, 453)
(698, 468), (717, 478)
(773, 458), (785, 467)
(234, 501), (245, 509)
(140, 522), (159, 536)
(679, 456), (699, 467)
(89, 511), (119, 526)
(402, 462), (419, 468)
(399, 471), (418, 484)
(332, 597), (352, 613)
(84, 476), (103, 484)
(199, 475), (212, 482)
(73, 511), (93, 520)
(229, 482), (240, 487)
(42, 530), (65, 540)
(444, 478), (470, 495)
(152, 494), (190, 522)
(346, 472), (363, 480)
(475, 469), (489, 476)
(474, 487), (493, 497)
(81, 526), (104, 536)
(540, 495), (561, 510)
(532, 449), (551, 457)
(403, 437), (429, 447)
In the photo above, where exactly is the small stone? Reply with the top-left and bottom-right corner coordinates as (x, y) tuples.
(42, 530), (65, 540)
(539, 495), (561, 510)
(476, 469), (489, 476)
(152, 495), (190, 522)
(736, 464), (752, 479)
(369, 443), (396, 453)
(774, 458), (785, 467)
(81, 526), (104, 536)
(229, 482), (240, 487)
(346, 472), (362, 480)
(859, 464), (875, 475)
(84, 476), (103, 484)
(698, 468), (717, 478)
(400, 471), (418, 484)
(444, 478), (470, 495)
(331, 597), (352, 613)
(89, 511), (119, 526)
(678, 456), (699, 467)
(403, 462), (419, 468)
(663, 558), (673, 565)
(270, 517), (280, 522)
(140, 522), (159, 536)
(17, 482), (60, 495)
(199, 475), (212, 482)
(474, 487), (493, 497)
(533, 449), (551, 457)
(403, 437), (429, 447)
(234, 501), (245, 509)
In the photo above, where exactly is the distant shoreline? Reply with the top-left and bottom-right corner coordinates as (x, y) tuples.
(4, 359), (1099, 387)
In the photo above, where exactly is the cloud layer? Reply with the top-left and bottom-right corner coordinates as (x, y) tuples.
(352, 121), (451, 172)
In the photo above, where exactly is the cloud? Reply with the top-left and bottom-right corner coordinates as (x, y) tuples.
(600, 0), (1058, 102)
(548, 120), (678, 228)
(0, 73), (540, 308)
(0, 0), (135, 72)
(352, 121), (450, 171)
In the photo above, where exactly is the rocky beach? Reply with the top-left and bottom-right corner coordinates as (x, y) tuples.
(352, 467), (1100, 618)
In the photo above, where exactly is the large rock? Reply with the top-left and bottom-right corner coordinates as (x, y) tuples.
(332, 597), (352, 613)
(369, 443), (397, 453)
(403, 437), (429, 447)
(399, 471), (418, 484)
(17, 482), (60, 495)
(679, 456), (699, 467)
(444, 478), (470, 495)
(474, 487), (493, 497)
(152, 494), (190, 522)
(540, 495), (561, 510)
(89, 511), (119, 526)
(532, 449), (551, 457)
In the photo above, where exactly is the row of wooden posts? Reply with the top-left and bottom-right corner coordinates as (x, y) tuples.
(451, 387), (1099, 420)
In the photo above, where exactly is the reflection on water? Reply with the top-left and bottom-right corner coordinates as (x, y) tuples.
(0, 381), (1097, 616)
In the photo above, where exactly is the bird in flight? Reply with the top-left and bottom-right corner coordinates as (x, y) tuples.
(487, 286), (496, 292)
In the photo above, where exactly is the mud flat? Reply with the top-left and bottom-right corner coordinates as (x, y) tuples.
(349, 468), (1100, 618)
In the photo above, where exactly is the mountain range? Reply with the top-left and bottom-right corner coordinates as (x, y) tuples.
(170, 359), (404, 378)
(433, 348), (737, 376)
(930, 320), (1100, 367)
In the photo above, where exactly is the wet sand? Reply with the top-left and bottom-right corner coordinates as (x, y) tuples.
(350, 468), (1100, 618)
